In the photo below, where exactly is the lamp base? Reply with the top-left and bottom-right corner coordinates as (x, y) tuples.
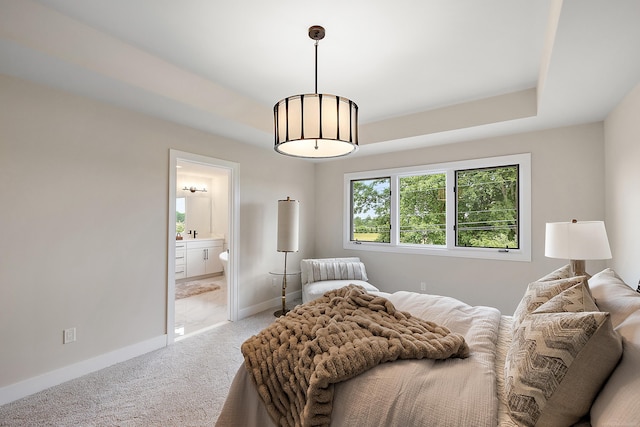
(274, 308), (289, 317)
(570, 259), (589, 278)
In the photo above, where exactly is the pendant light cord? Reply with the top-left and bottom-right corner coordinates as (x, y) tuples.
(314, 40), (319, 94)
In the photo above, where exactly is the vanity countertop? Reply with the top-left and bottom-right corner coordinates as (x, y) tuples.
(176, 236), (224, 244)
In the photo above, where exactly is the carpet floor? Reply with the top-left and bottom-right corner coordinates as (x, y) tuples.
(0, 299), (301, 426)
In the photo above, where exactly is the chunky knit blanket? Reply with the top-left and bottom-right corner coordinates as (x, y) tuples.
(241, 285), (469, 427)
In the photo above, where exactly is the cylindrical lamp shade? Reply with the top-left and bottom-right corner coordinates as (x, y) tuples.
(274, 93), (358, 158)
(545, 220), (612, 260)
(277, 197), (299, 252)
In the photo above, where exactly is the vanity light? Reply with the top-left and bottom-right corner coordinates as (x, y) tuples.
(183, 186), (207, 193)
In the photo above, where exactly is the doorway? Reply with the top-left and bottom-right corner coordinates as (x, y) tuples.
(167, 150), (239, 344)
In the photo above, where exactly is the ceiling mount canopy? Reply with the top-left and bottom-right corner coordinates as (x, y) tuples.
(274, 25), (359, 159)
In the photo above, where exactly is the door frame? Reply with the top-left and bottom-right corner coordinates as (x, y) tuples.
(167, 149), (240, 344)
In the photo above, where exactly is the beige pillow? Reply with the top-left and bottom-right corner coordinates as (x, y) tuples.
(589, 310), (640, 426)
(587, 268), (640, 426)
(512, 276), (587, 330)
(504, 311), (622, 427)
(588, 268), (640, 327)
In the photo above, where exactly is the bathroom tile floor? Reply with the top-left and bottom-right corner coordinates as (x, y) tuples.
(174, 275), (228, 339)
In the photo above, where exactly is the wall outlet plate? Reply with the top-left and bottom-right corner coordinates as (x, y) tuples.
(63, 327), (76, 344)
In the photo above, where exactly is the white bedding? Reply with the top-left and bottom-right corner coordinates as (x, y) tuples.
(216, 290), (504, 427)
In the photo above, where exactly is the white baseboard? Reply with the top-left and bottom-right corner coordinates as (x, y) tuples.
(238, 290), (302, 319)
(2, 290), (304, 406)
(0, 334), (167, 406)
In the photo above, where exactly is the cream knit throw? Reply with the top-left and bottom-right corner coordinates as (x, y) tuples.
(241, 285), (469, 427)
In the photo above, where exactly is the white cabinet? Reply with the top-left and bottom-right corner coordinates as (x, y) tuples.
(185, 239), (223, 278)
(175, 242), (186, 279)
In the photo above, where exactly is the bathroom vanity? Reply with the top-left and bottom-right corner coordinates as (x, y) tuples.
(175, 241), (187, 279)
(175, 238), (224, 279)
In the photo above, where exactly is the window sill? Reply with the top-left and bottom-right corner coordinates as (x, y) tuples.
(344, 241), (531, 262)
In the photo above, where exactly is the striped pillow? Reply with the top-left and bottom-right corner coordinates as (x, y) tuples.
(309, 261), (368, 283)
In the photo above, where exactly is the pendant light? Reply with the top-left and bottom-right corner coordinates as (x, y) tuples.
(274, 26), (359, 158)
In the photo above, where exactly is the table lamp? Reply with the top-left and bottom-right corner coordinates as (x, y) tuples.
(545, 219), (612, 277)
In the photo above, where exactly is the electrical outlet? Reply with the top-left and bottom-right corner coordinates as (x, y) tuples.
(420, 282), (427, 291)
(63, 327), (76, 344)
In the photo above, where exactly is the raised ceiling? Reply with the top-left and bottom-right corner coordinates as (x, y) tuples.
(1, 0), (639, 157)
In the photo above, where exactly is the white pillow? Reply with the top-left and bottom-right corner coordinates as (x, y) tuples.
(309, 261), (368, 283)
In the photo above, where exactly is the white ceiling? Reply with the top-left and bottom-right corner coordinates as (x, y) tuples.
(1, 0), (639, 158)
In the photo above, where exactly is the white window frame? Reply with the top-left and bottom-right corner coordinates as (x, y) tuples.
(343, 153), (531, 261)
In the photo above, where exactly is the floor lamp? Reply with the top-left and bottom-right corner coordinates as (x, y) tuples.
(275, 197), (299, 317)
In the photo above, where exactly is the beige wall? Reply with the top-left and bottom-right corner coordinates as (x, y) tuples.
(315, 123), (607, 313)
(0, 75), (314, 390)
(2, 70), (635, 401)
(604, 82), (640, 287)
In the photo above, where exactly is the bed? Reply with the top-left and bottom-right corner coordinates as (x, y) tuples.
(216, 264), (640, 427)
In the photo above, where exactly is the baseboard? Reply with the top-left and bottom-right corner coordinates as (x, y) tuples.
(238, 290), (302, 319)
(0, 334), (167, 406)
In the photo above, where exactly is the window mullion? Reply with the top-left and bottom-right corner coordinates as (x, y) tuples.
(445, 169), (456, 249)
(390, 174), (399, 246)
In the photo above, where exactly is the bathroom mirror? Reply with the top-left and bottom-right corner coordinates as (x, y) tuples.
(185, 196), (212, 234)
(176, 195), (212, 236)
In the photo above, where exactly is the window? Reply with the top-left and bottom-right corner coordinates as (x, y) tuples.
(350, 177), (391, 243)
(399, 173), (446, 245)
(343, 154), (531, 261)
(455, 165), (519, 249)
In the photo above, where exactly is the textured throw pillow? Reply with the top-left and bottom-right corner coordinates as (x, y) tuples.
(504, 311), (622, 427)
(309, 261), (368, 283)
(533, 282), (599, 315)
(537, 264), (573, 282)
(512, 276), (587, 330)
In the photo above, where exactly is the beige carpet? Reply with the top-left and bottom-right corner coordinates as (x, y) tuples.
(175, 278), (221, 299)
(0, 298), (302, 426)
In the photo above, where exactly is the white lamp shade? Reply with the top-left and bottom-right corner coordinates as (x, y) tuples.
(277, 198), (299, 252)
(545, 221), (612, 260)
